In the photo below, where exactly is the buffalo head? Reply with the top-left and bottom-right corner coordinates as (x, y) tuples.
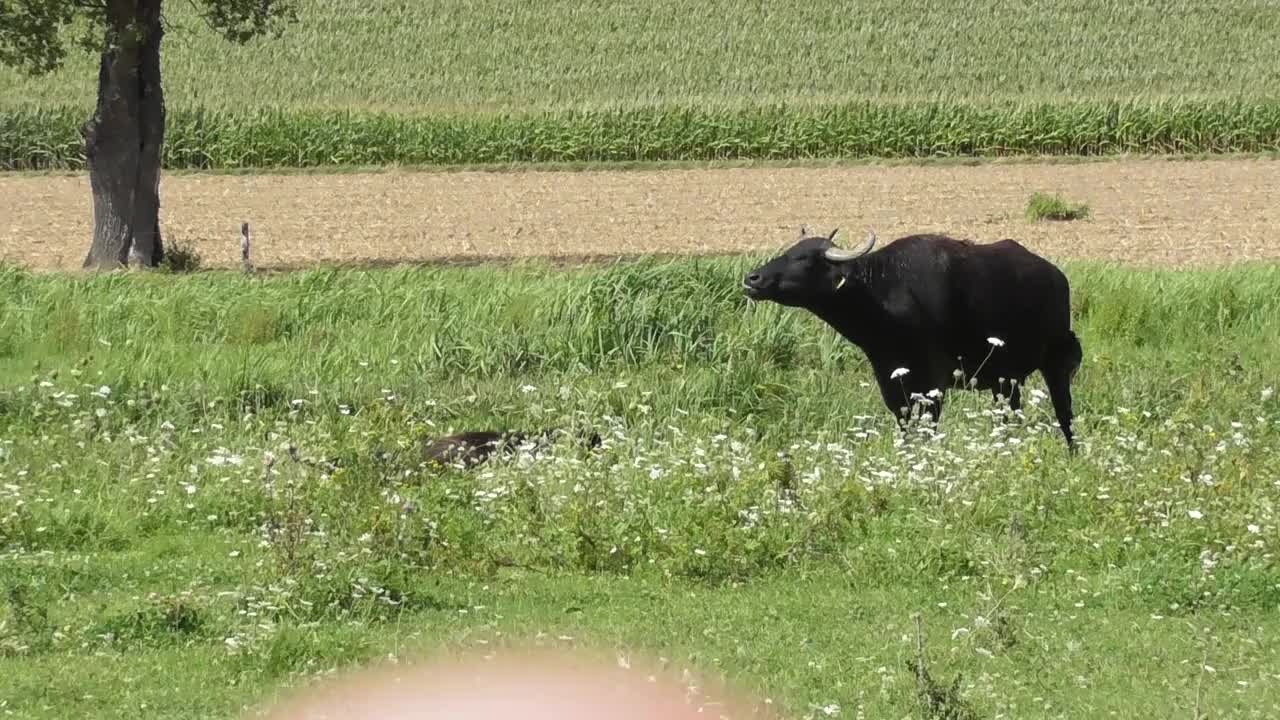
(741, 226), (877, 307)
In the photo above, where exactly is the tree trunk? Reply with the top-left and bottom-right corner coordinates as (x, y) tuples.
(81, 0), (166, 270)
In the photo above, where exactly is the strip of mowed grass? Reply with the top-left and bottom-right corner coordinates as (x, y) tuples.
(1, 258), (1278, 718)
(4, 0), (1280, 168)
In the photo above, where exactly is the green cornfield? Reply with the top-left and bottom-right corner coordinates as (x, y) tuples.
(3, 0), (1280, 168)
(4, 100), (1280, 170)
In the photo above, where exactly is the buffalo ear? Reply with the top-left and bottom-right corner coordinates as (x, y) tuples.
(799, 224), (808, 238)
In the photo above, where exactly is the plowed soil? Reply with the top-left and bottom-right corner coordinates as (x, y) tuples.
(3, 158), (1278, 271)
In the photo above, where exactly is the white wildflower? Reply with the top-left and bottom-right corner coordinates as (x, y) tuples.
(1187, 510), (1204, 520)
(987, 337), (1005, 347)
(890, 367), (910, 380)
(1247, 524), (1261, 534)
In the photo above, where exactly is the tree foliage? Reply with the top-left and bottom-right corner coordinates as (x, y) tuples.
(0, 0), (79, 74)
(0, 0), (298, 76)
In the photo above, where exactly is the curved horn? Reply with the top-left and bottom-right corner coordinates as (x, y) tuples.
(823, 228), (877, 263)
(799, 224), (808, 238)
(828, 227), (839, 241)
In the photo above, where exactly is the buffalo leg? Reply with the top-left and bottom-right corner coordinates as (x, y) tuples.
(877, 371), (945, 437)
(1044, 331), (1083, 451)
(1007, 380), (1023, 413)
(875, 377), (911, 430)
(1044, 372), (1076, 451)
(897, 388), (945, 434)
(989, 378), (1021, 409)
(993, 378), (1024, 424)
(914, 390), (945, 425)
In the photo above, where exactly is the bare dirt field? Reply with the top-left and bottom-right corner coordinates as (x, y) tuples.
(3, 158), (1278, 271)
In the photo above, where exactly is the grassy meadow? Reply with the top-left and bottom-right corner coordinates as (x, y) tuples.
(4, 0), (1280, 167)
(1, 258), (1279, 718)
(4, 0), (1280, 716)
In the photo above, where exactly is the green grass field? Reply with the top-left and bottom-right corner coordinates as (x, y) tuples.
(4, 0), (1280, 168)
(2, 258), (1278, 718)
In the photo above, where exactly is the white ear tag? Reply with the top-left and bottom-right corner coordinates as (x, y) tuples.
(835, 275), (847, 290)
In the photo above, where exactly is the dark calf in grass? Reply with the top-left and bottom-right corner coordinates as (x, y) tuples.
(424, 428), (603, 469)
(742, 227), (1083, 450)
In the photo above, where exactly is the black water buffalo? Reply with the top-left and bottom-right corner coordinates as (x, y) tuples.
(741, 227), (1083, 449)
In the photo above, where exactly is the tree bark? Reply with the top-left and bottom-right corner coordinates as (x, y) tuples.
(81, 0), (166, 270)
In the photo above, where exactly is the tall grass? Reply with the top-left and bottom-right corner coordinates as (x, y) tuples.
(1, 257), (1277, 417)
(5, 99), (1280, 170)
(1026, 192), (1091, 222)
